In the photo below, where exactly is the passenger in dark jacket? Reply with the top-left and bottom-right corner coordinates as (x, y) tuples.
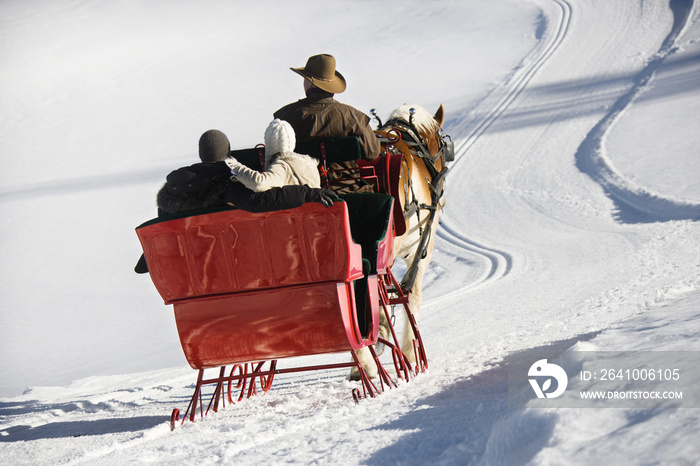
(274, 54), (381, 194)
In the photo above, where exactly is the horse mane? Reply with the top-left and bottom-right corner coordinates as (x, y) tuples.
(388, 104), (440, 135)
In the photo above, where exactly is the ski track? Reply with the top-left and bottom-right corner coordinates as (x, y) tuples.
(574, 0), (700, 223)
(451, 0), (572, 157)
(434, 0), (572, 299)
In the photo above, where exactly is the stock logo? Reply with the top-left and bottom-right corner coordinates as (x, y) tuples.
(528, 359), (568, 399)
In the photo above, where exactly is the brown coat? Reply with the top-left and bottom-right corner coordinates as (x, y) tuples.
(274, 90), (381, 194)
(274, 90), (381, 160)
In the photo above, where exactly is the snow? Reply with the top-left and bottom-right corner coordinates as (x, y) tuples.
(1, 0), (699, 464)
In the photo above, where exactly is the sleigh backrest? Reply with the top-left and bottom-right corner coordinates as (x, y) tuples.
(229, 146), (265, 171)
(229, 137), (361, 172)
(296, 136), (361, 163)
(136, 202), (364, 305)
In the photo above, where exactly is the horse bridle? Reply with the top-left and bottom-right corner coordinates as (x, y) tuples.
(379, 115), (453, 175)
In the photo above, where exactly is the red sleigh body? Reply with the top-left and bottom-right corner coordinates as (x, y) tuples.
(136, 199), (393, 368)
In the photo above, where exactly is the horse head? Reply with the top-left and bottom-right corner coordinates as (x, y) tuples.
(382, 103), (453, 167)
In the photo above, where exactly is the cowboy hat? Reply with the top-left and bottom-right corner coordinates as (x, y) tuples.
(290, 54), (346, 94)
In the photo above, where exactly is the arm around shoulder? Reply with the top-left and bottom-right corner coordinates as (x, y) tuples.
(224, 182), (333, 212)
(226, 158), (291, 192)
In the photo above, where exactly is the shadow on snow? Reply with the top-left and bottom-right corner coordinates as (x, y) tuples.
(365, 331), (599, 465)
(0, 416), (164, 442)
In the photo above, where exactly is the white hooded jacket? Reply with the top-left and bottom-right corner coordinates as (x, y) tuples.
(225, 119), (320, 192)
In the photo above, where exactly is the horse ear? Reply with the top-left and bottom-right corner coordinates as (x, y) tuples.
(434, 103), (445, 127)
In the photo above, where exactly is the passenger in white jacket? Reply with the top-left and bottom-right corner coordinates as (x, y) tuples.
(226, 119), (321, 192)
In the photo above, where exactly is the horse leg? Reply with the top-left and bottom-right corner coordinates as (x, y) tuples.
(352, 346), (378, 380)
(401, 261), (425, 363)
(399, 231), (436, 363)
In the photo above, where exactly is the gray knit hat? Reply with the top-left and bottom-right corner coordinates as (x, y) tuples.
(198, 129), (230, 162)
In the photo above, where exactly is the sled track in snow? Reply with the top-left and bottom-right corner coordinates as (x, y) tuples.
(574, 0), (700, 224)
(433, 0), (572, 298)
(453, 0), (572, 158)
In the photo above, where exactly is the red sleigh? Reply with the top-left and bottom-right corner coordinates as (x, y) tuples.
(135, 140), (427, 428)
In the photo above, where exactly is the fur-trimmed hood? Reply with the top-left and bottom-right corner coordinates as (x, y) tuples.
(156, 162), (230, 215)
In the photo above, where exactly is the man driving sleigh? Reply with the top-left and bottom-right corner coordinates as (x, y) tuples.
(274, 53), (381, 194)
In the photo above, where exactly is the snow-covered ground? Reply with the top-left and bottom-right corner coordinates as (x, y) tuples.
(1, 0), (699, 464)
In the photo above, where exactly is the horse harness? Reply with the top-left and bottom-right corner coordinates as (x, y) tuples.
(376, 113), (451, 293)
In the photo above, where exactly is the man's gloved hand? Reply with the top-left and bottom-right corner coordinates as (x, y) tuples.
(308, 188), (337, 207)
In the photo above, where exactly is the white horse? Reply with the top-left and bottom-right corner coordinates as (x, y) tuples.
(357, 103), (450, 377)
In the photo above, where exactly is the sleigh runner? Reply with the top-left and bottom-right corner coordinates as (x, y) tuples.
(136, 104), (449, 427)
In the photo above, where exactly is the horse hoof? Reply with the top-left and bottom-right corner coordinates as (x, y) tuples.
(349, 364), (378, 381)
(374, 325), (390, 356)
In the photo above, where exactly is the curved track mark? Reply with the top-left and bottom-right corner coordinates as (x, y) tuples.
(452, 0), (572, 160)
(437, 218), (513, 291)
(574, 0), (700, 224)
(433, 0), (572, 298)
